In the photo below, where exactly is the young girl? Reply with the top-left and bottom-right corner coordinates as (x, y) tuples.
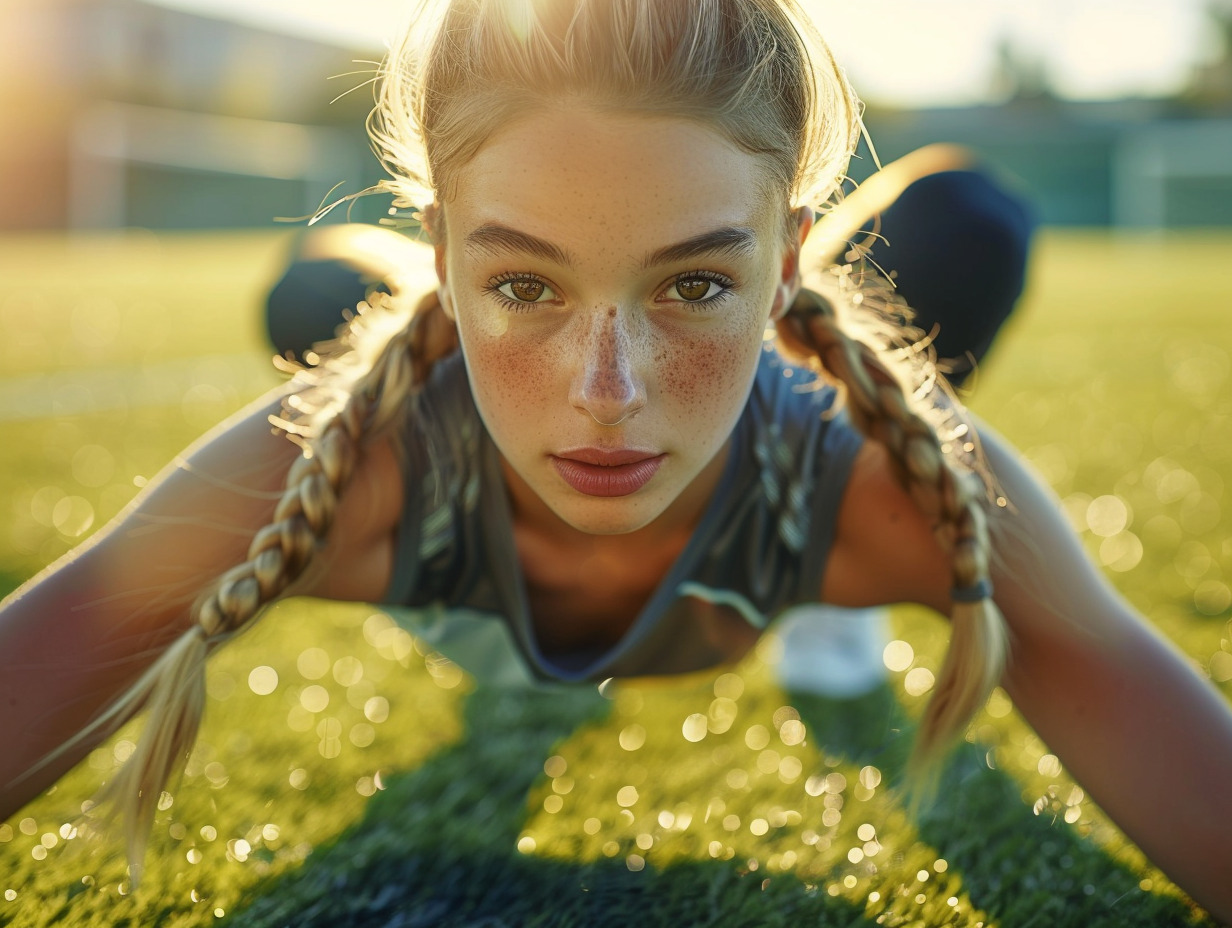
(2, 0), (1230, 920)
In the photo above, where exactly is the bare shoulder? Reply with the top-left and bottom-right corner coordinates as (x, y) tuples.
(820, 438), (951, 613)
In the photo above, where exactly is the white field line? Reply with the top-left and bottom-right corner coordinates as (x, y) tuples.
(0, 354), (280, 422)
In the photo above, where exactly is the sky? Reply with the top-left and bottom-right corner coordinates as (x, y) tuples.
(147, 0), (1225, 107)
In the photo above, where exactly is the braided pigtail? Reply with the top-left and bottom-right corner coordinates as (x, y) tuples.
(36, 288), (457, 881)
(776, 282), (1009, 785)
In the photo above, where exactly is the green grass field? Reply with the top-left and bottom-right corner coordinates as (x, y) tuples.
(1, 229), (1230, 927)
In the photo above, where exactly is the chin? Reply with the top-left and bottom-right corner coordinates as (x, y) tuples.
(550, 495), (668, 536)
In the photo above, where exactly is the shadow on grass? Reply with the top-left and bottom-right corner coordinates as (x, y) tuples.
(233, 687), (876, 928)
(230, 686), (1210, 928)
(788, 690), (1211, 928)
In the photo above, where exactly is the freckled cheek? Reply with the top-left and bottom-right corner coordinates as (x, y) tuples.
(655, 325), (764, 424)
(459, 323), (565, 420)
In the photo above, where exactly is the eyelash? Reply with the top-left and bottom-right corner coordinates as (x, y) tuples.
(662, 270), (736, 309)
(483, 269), (737, 312)
(485, 272), (556, 313)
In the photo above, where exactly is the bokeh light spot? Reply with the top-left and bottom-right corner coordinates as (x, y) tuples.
(247, 666), (278, 696)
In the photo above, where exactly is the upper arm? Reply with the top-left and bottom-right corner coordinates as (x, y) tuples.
(0, 388), (403, 809)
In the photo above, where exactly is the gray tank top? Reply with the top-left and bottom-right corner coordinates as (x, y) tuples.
(381, 344), (864, 686)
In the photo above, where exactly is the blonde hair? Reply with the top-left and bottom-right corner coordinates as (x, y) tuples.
(369, 0), (860, 226)
(59, 0), (1006, 876)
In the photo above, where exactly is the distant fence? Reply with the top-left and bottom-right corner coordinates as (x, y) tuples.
(68, 103), (372, 230)
(860, 107), (1232, 228)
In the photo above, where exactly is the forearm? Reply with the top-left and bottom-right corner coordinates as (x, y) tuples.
(1003, 606), (1232, 923)
(0, 550), (192, 819)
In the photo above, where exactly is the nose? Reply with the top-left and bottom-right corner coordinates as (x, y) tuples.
(571, 306), (646, 427)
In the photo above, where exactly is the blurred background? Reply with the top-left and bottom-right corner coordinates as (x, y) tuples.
(1, 0), (1231, 230)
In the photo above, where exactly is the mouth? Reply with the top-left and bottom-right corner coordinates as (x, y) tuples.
(551, 448), (666, 497)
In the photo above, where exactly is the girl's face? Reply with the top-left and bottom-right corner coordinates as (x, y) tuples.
(436, 106), (808, 537)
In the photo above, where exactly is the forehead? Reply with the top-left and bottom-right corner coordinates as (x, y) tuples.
(442, 107), (779, 256)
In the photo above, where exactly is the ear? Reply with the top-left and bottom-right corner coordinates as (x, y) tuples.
(433, 243), (455, 321)
(770, 206), (815, 320)
(426, 204), (456, 321)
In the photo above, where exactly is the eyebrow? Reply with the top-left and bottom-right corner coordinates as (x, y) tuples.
(464, 224), (574, 266)
(462, 222), (759, 270)
(642, 226), (758, 269)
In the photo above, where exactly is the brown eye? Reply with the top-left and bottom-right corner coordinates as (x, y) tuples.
(675, 278), (713, 301)
(509, 280), (545, 302)
(495, 277), (555, 304)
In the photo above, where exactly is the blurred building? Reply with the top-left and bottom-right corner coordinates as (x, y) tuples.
(0, 0), (381, 230)
(861, 101), (1232, 228)
(1, 0), (1230, 229)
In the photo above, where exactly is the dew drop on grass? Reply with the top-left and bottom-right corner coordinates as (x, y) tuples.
(52, 496), (94, 537)
(364, 696), (390, 724)
(707, 697), (737, 734)
(30, 487), (66, 528)
(619, 724), (646, 751)
(757, 749), (780, 774)
(248, 666), (278, 696)
(300, 685), (329, 713)
(1210, 650), (1232, 683)
(1195, 581), (1232, 616)
(1086, 495), (1129, 537)
(332, 656), (363, 686)
(1100, 531), (1143, 572)
(778, 756), (803, 782)
(882, 640), (913, 672)
(904, 667), (935, 696)
(778, 719), (805, 746)
(725, 769), (748, 789)
(682, 713), (707, 742)
(744, 724), (770, 751)
(297, 648), (330, 680)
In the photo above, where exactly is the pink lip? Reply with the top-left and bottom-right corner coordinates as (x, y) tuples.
(551, 448), (666, 497)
